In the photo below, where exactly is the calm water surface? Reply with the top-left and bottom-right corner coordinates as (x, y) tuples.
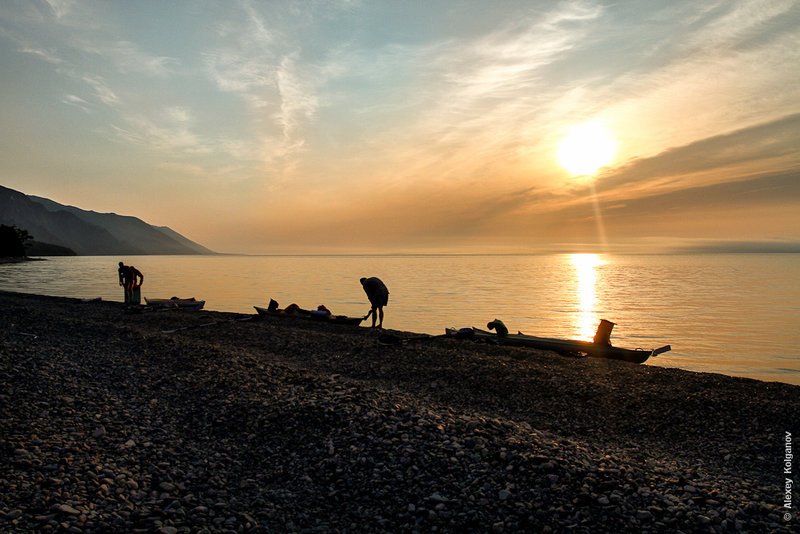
(1, 254), (798, 385)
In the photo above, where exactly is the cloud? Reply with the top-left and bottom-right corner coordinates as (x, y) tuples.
(1, 1), (798, 253)
(110, 108), (207, 154)
(423, 4), (600, 123)
(671, 239), (800, 254)
(292, 2), (610, 200)
(247, 110), (800, 252)
(80, 74), (119, 106)
(18, 46), (64, 64)
(592, 1), (800, 161)
(203, 49), (273, 94)
(45, 0), (80, 18)
(86, 39), (179, 77)
(275, 53), (319, 145)
(596, 113), (800, 199)
(61, 93), (91, 112)
(683, 0), (797, 54)
(200, 4), (326, 173)
(598, 170), (799, 224)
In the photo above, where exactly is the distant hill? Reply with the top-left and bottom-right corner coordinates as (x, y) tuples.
(25, 240), (77, 256)
(0, 185), (214, 255)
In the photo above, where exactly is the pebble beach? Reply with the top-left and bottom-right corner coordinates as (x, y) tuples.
(1, 290), (797, 533)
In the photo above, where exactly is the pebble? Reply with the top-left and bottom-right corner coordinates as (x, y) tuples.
(55, 504), (80, 515)
(636, 510), (653, 521)
(0, 292), (797, 533)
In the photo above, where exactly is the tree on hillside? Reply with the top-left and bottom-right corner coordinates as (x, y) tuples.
(0, 224), (33, 257)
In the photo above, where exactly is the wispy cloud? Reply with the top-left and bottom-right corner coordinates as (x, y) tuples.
(18, 45), (64, 64)
(61, 93), (91, 112)
(600, 113), (800, 198)
(682, 0), (797, 54)
(85, 39), (179, 77)
(1, 1), (797, 252)
(602, 1), (799, 151)
(43, 0), (77, 20)
(298, 2), (606, 197)
(1, 1), (201, 156)
(80, 74), (119, 106)
(109, 103), (214, 156)
(200, 3), (326, 173)
(275, 53), (319, 144)
(425, 5), (598, 123)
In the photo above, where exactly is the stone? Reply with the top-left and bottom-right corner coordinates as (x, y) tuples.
(637, 510), (653, 521)
(0, 290), (796, 534)
(57, 504), (80, 515)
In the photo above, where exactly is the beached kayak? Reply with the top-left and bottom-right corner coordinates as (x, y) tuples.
(254, 306), (364, 326)
(145, 297), (205, 310)
(446, 327), (670, 364)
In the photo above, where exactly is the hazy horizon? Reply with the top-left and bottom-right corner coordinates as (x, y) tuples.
(1, 1), (798, 254)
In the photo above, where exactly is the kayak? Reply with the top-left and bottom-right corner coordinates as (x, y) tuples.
(446, 327), (670, 364)
(145, 297), (205, 310)
(254, 306), (364, 326)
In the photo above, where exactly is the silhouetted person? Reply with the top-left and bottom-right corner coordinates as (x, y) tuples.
(118, 262), (131, 303)
(361, 276), (389, 328)
(487, 318), (508, 337)
(284, 303), (304, 315)
(118, 262), (143, 305)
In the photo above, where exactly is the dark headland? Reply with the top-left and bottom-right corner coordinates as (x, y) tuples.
(1, 291), (797, 533)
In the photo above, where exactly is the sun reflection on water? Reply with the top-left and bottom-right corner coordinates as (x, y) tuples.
(569, 253), (606, 339)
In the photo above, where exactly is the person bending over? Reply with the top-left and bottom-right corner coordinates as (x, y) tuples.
(360, 276), (389, 328)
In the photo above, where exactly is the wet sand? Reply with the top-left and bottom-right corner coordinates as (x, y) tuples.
(1, 290), (797, 533)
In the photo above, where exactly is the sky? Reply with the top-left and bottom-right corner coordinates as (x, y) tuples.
(1, 0), (798, 254)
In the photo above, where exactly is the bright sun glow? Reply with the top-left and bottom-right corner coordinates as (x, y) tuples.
(557, 121), (616, 177)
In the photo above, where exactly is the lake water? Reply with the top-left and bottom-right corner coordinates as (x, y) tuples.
(1, 254), (798, 385)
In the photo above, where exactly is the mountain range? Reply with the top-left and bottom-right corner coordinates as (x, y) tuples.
(0, 185), (214, 255)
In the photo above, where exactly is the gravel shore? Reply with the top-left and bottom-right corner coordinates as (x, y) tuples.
(1, 291), (797, 533)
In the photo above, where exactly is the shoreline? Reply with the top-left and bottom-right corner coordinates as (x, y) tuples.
(0, 256), (46, 264)
(3, 255), (798, 388)
(1, 290), (797, 532)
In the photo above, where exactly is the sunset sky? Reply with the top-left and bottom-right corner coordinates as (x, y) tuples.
(1, 0), (798, 254)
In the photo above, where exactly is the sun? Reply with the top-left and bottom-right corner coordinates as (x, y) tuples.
(557, 121), (616, 177)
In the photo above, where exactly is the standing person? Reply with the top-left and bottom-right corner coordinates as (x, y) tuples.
(118, 262), (144, 305)
(118, 262), (133, 304)
(360, 276), (389, 328)
(129, 265), (144, 304)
